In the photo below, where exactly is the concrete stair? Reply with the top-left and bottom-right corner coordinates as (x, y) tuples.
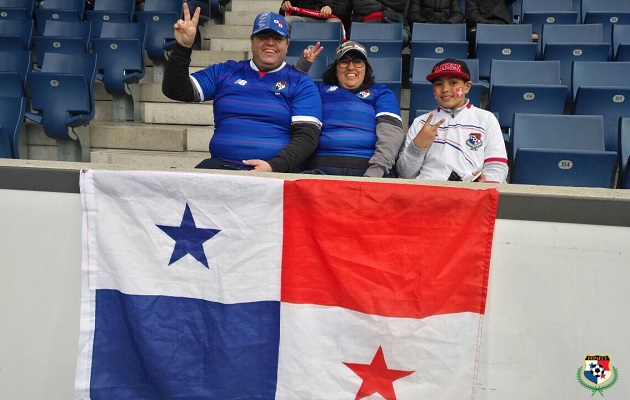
(21, 0), (411, 169)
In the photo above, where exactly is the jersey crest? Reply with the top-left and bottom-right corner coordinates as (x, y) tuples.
(357, 89), (371, 99)
(465, 132), (483, 151)
(275, 81), (287, 92)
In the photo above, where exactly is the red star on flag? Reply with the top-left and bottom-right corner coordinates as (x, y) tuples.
(344, 346), (415, 400)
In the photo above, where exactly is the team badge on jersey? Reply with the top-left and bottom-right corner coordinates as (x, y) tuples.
(465, 132), (483, 151)
(577, 355), (618, 396)
(275, 81), (287, 92)
(357, 89), (371, 99)
(234, 79), (247, 86)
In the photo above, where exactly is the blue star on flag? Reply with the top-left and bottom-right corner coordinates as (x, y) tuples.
(156, 203), (220, 268)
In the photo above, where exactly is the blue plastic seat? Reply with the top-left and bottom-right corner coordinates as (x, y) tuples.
(287, 21), (343, 60)
(135, 0), (182, 62)
(519, 0), (579, 58)
(510, 148), (618, 188)
(286, 55), (329, 83)
(0, 50), (31, 97)
(475, 23), (537, 79)
(86, 0), (136, 38)
(369, 57), (402, 103)
(34, 0), (86, 32)
(571, 61), (630, 153)
(25, 52), (97, 140)
(33, 20), (92, 69)
(0, 18), (33, 50)
(613, 23), (630, 62)
(409, 23), (468, 78)
(581, 0), (630, 48)
(349, 22), (404, 58)
(541, 24), (610, 93)
(91, 21), (147, 96)
(618, 117), (630, 188)
(509, 113), (606, 161)
(488, 60), (567, 130)
(0, 96), (26, 158)
(409, 58), (482, 125)
(0, 0), (35, 20)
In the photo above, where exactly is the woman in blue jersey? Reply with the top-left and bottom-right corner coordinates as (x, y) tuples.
(296, 41), (404, 177)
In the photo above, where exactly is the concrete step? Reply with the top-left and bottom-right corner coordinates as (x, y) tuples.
(143, 102), (215, 125)
(90, 149), (208, 169)
(229, 0), (279, 14)
(209, 38), (251, 52)
(201, 24), (252, 39)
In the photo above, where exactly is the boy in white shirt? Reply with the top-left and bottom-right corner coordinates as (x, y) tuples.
(397, 59), (508, 183)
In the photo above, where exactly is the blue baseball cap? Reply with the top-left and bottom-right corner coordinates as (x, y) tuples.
(252, 12), (289, 38)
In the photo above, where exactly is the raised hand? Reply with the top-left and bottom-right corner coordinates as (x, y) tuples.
(302, 42), (323, 63)
(174, 2), (201, 48)
(412, 112), (445, 149)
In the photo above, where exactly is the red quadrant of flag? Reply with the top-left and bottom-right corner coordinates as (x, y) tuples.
(281, 179), (499, 319)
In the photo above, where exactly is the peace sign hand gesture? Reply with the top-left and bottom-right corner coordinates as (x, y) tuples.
(174, 2), (201, 48)
(413, 112), (445, 149)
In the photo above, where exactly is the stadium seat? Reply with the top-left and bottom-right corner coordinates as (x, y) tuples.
(0, 50), (31, 97)
(571, 61), (630, 153)
(510, 148), (618, 188)
(286, 55), (329, 83)
(409, 58), (483, 125)
(86, 0), (136, 38)
(475, 23), (537, 79)
(287, 21), (343, 60)
(618, 117), (630, 188)
(0, 18), (34, 50)
(0, 0), (35, 20)
(509, 113), (606, 161)
(488, 60), (567, 130)
(33, 20), (92, 69)
(541, 23), (610, 94)
(509, 113), (617, 188)
(581, 0), (630, 49)
(409, 23), (468, 78)
(369, 57), (402, 103)
(349, 22), (404, 58)
(519, 0), (579, 58)
(25, 52), (97, 161)
(34, 0), (86, 32)
(135, 0), (183, 83)
(0, 96), (26, 159)
(612, 23), (630, 62)
(91, 21), (147, 121)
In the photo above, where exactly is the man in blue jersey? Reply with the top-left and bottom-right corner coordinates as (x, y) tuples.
(162, 4), (323, 172)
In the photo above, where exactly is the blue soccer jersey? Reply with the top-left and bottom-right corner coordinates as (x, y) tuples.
(314, 84), (400, 159)
(191, 60), (322, 165)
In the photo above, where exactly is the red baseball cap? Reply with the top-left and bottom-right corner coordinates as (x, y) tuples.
(426, 59), (471, 82)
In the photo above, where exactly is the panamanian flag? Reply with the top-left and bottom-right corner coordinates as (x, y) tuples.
(75, 169), (499, 399)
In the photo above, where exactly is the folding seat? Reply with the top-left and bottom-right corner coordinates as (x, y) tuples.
(349, 22), (404, 58)
(0, 0), (35, 20)
(0, 18), (34, 50)
(25, 52), (97, 161)
(34, 0), (86, 32)
(0, 97), (26, 159)
(618, 117), (630, 188)
(287, 21), (343, 60)
(581, 0), (630, 48)
(86, 0), (136, 38)
(510, 148), (618, 188)
(541, 24), (610, 92)
(409, 23), (468, 78)
(369, 57), (402, 103)
(509, 113), (617, 188)
(286, 55), (329, 83)
(571, 61), (630, 153)
(0, 50), (32, 97)
(612, 23), (630, 62)
(409, 58), (483, 125)
(33, 20), (92, 69)
(475, 23), (537, 79)
(91, 21), (147, 121)
(488, 60), (567, 131)
(135, 0), (183, 83)
(519, 0), (579, 58)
